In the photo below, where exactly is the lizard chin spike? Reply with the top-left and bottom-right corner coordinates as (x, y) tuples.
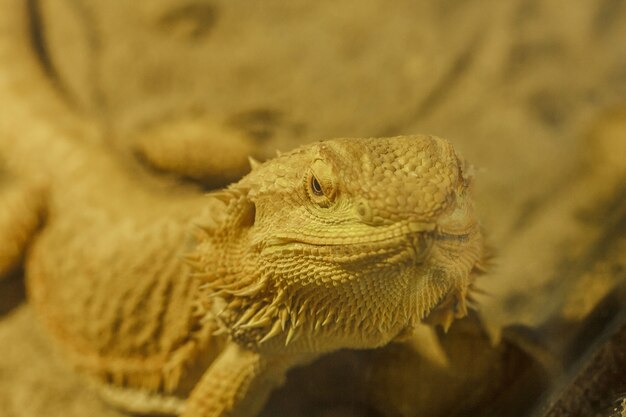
(284, 326), (300, 346)
(259, 320), (282, 344)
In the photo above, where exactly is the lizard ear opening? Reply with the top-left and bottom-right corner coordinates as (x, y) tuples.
(201, 187), (256, 230)
(221, 188), (256, 228)
(238, 198), (256, 228)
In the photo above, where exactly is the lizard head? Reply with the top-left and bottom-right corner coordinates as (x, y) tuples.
(190, 135), (484, 353)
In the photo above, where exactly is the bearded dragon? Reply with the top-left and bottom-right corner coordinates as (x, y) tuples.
(0, 3), (484, 417)
(1, 132), (485, 417)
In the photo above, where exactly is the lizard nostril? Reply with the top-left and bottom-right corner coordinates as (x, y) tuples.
(356, 200), (371, 220)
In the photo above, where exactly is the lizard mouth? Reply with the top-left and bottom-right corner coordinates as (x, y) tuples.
(262, 222), (429, 249)
(260, 222), (471, 257)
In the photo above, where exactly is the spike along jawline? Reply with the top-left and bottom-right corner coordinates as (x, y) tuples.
(248, 156), (262, 170)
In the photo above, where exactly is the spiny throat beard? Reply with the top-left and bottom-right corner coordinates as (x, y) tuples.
(188, 238), (475, 352)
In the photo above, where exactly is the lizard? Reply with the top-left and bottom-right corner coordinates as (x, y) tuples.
(2, 132), (485, 417)
(0, 2), (485, 417)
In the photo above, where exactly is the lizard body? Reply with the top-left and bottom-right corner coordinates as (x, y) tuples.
(0, 2), (485, 416)
(6, 133), (484, 417)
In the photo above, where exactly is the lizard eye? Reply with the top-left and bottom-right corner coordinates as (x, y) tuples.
(310, 176), (324, 196)
(305, 161), (336, 207)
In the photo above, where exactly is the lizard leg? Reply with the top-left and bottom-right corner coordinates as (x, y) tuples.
(131, 115), (259, 189)
(89, 379), (185, 416)
(182, 343), (304, 417)
(0, 178), (44, 278)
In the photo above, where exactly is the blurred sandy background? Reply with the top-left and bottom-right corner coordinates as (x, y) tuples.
(0, 0), (625, 416)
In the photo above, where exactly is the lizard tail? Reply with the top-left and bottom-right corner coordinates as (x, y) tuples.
(0, 0), (96, 278)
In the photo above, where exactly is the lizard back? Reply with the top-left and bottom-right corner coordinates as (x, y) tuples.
(26, 149), (226, 396)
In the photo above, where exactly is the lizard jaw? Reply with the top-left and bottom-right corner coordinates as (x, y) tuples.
(259, 226), (473, 266)
(257, 218), (466, 252)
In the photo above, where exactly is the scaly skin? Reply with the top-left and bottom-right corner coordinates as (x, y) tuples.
(0, 1), (485, 416)
(7, 134), (484, 417)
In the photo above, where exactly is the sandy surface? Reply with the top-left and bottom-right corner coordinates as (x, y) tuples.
(1, 0), (626, 416)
